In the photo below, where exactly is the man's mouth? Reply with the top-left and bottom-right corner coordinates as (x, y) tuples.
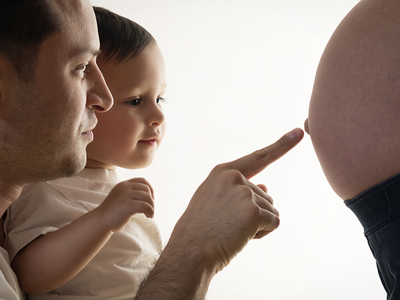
(81, 130), (94, 141)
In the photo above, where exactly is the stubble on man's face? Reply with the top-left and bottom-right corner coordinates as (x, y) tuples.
(1, 77), (87, 184)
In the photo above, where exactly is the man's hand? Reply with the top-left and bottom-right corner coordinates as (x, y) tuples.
(95, 178), (155, 232)
(171, 128), (304, 273)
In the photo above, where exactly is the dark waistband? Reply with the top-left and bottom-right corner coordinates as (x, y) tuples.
(345, 173), (400, 234)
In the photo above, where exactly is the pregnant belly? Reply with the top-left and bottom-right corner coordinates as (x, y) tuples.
(306, 0), (400, 200)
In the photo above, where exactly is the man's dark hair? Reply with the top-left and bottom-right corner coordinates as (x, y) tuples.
(0, 0), (60, 82)
(94, 6), (155, 63)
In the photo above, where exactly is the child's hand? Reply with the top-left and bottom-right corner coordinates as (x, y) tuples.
(95, 178), (155, 232)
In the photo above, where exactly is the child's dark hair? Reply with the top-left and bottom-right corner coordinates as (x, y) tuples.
(93, 7), (155, 63)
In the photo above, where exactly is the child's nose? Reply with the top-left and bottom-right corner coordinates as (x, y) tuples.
(148, 103), (165, 127)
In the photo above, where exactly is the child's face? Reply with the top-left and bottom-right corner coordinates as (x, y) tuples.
(86, 43), (167, 169)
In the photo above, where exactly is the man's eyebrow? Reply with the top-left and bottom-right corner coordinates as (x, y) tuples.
(93, 50), (102, 57)
(70, 48), (102, 59)
(85, 49), (102, 58)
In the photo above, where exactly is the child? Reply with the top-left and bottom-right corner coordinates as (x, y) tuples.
(306, 0), (400, 298)
(4, 7), (166, 299)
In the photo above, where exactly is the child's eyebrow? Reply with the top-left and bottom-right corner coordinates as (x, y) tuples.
(160, 83), (168, 91)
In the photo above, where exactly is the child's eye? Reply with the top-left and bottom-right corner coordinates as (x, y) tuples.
(126, 98), (141, 106)
(157, 97), (166, 105)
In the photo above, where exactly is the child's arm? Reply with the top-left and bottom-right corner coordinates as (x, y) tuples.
(11, 177), (155, 295)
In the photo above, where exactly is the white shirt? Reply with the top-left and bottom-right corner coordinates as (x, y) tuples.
(0, 247), (25, 300)
(5, 169), (162, 299)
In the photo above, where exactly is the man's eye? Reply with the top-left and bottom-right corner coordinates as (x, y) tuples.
(74, 64), (89, 76)
(78, 65), (87, 72)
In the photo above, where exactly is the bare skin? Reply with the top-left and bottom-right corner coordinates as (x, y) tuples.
(10, 43), (167, 295)
(0, 0), (113, 244)
(8, 33), (304, 296)
(306, 0), (400, 200)
(11, 128), (303, 296)
(135, 128), (304, 299)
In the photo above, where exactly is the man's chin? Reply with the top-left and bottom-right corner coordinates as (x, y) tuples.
(45, 151), (87, 180)
(64, 153), (87, 178)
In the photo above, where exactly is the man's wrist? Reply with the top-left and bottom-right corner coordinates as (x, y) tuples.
(135, 226), (215, 300)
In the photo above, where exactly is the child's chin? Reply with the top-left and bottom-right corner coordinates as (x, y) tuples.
(125, 159), (154, 170)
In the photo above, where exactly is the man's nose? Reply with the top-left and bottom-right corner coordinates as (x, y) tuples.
(87, 65), (113, 112)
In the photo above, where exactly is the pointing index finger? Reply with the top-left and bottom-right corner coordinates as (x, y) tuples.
(228, 128), (304, 179)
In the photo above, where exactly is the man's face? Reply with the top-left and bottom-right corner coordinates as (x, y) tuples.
(0, 0), (113, 183)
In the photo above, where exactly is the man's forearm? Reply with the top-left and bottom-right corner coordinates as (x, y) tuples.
(134, 129), (303, 299)
(135, 229), (215, 299)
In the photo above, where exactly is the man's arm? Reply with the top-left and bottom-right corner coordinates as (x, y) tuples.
(135, 128), (304, 299)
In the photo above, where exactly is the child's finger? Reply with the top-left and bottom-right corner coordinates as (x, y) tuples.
(128, 201), (155, 218)
(125, 177), (155, 198)
(127, 190), (155, 209)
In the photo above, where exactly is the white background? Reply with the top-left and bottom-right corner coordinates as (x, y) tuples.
(90, 1), (385, 299)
